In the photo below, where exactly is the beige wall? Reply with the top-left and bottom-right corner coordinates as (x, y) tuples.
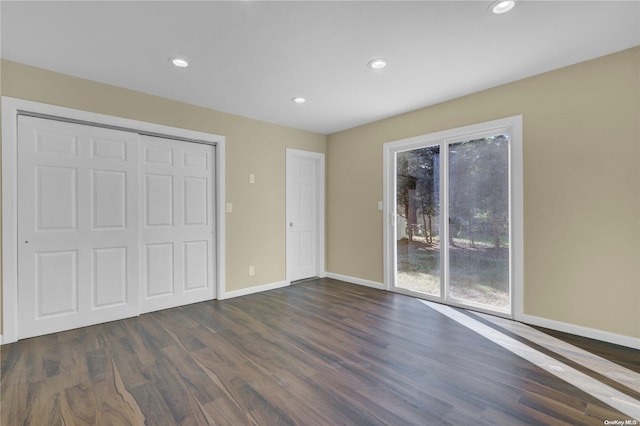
(0, 60), (327, 333)
(327, 47), (640, 339)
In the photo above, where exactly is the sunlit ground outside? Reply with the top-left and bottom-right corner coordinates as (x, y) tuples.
(396, 236), (509, 308)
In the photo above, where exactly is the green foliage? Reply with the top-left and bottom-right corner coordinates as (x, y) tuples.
(449, 135), (509, 248)
(397, 146), (439, 242)
(397, 135), (509, 248)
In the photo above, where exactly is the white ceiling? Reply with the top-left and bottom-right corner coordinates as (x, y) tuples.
(2, 1), (639, 135)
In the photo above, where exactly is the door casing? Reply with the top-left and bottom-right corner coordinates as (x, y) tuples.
(1, 96), (226, 343)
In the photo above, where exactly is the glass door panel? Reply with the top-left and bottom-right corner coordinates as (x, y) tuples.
(447, 135), (510, 311)
(395, 146), (441, 296)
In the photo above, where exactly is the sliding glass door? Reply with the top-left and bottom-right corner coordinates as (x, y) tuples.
(447, 136), (510, 311)
(386, 117), (522, 317)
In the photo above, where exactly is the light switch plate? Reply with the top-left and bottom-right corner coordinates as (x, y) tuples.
(249, 173), (255, 184)
(378, 201), (384, 211)
(226, 203), (233, 213)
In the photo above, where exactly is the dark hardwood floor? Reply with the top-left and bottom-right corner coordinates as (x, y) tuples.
(2, 278), (639, 425)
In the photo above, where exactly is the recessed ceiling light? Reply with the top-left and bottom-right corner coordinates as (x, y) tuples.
(490, 0), (515, 14)
(170, 57), (189, 68)
(367, 58), (389, 70)
(292, 97), (306, 104)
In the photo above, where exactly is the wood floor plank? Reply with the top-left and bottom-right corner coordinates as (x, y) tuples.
(128, 381), (176, 425)
(161, 345), (225, 404)
(59, 383), (98, 426)
(201, 397), (258, 426)
(3, 278), (639, 425)
(107, 337), (149, 388)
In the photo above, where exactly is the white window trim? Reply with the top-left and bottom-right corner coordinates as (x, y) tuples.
(383, 115), (523, 320)
(1, 96), (226, 343)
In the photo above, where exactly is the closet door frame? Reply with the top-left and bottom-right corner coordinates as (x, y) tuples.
(1, 96), (226, 343)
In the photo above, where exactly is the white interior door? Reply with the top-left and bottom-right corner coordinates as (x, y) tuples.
(286, 150), (323, 282)
(140, 135), (215, 313)
(17, 116), (139, 339)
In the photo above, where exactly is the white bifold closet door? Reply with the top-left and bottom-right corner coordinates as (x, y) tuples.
(140, 135), (215, 313)
(17, 116), (215, 339)
(18, 116), (140, 339)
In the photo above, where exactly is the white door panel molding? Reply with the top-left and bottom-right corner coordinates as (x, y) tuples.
(2, 96), (225, 343)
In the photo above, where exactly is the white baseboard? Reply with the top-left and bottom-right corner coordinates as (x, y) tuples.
(326, 272), (386, 290)
(219, 280), (289, 300)
(520, 313), (640, 351)
(0, 335), (3, 345)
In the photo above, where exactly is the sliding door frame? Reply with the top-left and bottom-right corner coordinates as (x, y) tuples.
(383, 116), (523, 320)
